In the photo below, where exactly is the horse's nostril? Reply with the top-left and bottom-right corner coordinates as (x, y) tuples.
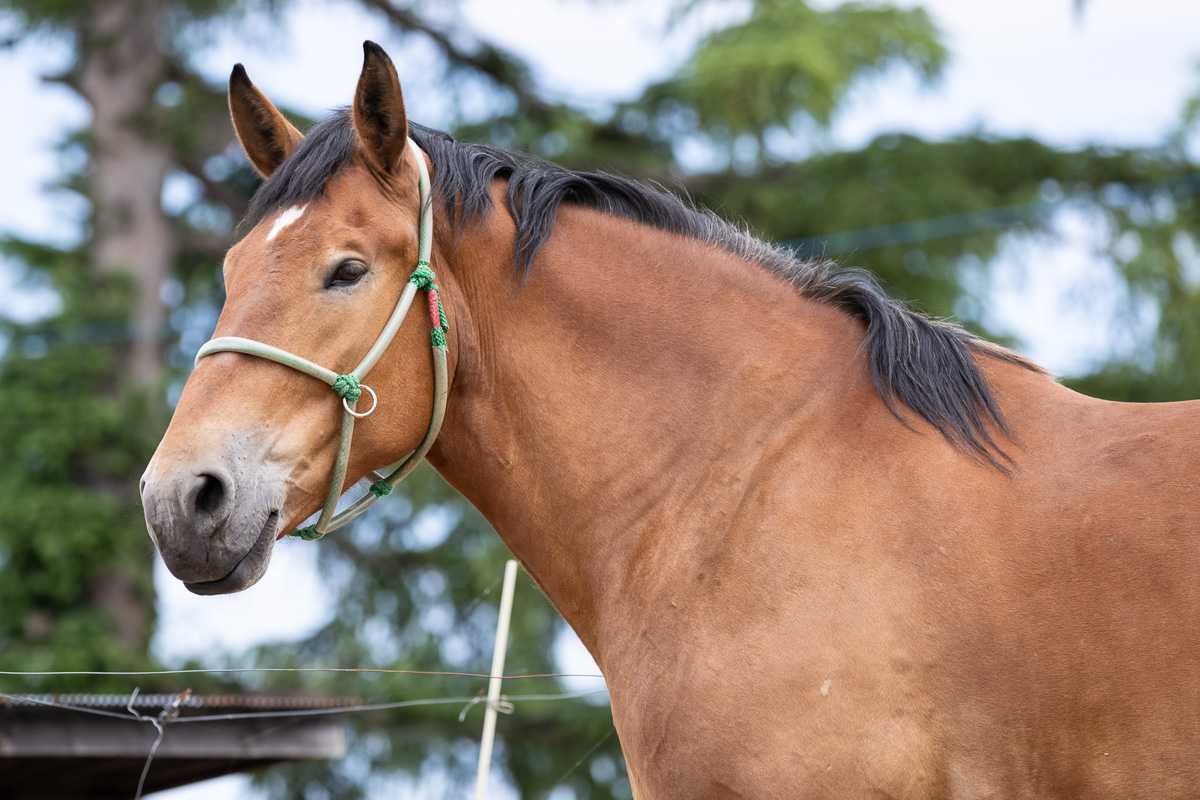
(194, 472), (227, 515)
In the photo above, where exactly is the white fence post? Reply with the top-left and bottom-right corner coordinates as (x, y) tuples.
(473, 558), (520, 800)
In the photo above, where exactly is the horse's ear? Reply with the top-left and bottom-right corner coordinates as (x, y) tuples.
(352, 41), (408, 174)
(228, 64), (303, 178)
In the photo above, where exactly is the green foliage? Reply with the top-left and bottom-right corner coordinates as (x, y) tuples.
(0, 0), (90, 28)
(1065, 166), (1200, 399)
(0, 238), (159, 690)
(641, 0), (946, 156)
(456, 104), (677, 177)
(693, 134), (1193, 323)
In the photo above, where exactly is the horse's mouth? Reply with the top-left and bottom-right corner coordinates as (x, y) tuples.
(184, 510), (278, 595)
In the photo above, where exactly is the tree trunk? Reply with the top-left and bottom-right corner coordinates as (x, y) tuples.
(79, 0), (173, 385)
(75, 0), (173, 650)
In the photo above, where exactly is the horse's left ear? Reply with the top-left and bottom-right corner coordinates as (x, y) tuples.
(353, 41), (408, 174)
(228, 64), (303, 178)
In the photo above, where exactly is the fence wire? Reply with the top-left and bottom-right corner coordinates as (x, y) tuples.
(0, 684), (611, 800)
(0, 666), (604, 679)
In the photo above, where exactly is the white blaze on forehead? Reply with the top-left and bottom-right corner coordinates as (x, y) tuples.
(265, 205), (307, 242)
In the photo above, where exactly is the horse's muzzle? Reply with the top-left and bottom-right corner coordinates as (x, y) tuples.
(140, 454), (281, 593)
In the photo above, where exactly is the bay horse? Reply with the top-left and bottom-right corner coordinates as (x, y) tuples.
(141, 42), (1200, 798)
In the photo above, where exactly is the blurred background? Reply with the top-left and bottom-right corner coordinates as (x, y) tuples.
(0, 0), (1198, 797)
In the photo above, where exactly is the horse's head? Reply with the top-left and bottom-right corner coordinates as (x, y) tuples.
(142, 43), (445, 594)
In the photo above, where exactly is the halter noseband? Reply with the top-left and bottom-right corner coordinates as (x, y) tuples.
(194, 139), (449, 540)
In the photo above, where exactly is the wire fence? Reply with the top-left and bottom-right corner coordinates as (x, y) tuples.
(0, 666), (604, 679)
(780, 172), (1200, 258)
(0, 682), (611, 800)
(0, 562), (614, 800)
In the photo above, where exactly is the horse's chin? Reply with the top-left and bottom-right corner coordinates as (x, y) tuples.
(183, 510), (278, 595)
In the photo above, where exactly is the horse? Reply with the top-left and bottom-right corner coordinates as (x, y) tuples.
(141, 42), (1200, 798)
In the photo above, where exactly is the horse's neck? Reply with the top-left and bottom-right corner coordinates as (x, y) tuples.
(428, 206), (872, 661)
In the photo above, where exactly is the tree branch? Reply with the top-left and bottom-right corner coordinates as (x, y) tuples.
(174, 156), (250, 216)
(357, 0), (552, 116)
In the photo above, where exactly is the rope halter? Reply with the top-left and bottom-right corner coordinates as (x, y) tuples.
(193, 139), (448, 540)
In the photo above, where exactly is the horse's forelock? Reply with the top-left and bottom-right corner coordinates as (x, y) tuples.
(239, 109), (358, 236)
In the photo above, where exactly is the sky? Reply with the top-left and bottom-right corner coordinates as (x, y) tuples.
(1, 1), (1198, 797)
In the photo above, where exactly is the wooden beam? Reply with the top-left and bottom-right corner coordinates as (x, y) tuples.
(0, 714), (347, 798)
(0, 715), (346, 759)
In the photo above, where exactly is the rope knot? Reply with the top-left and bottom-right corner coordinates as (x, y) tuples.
(369, 480), (393, 498)
(332, 374), (362, 403)
(409, 260), (437, 291)
(290, 526), (325, 541)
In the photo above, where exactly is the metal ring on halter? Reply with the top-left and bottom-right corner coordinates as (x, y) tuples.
(343, 384), (378, 418)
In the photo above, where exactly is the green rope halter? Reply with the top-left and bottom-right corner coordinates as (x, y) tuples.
(193, 139), (448, 541)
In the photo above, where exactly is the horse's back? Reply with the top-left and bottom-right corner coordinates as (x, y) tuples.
(926, 386), (1200, 798)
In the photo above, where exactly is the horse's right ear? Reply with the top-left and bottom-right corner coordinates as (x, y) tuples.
(352, 41), (408, 174)
(228, 64), (303, 178)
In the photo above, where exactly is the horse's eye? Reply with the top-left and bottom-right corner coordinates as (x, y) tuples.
(326, 259), (368, 289)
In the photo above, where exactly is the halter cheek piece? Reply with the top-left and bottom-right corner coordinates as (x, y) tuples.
(194, 139), (449, 541)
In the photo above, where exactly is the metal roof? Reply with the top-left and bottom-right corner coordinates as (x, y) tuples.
(0, 692), (361, 713)
(0, 693), (354, 799)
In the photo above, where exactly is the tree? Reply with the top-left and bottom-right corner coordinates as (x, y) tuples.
(0, 0), (191, 682)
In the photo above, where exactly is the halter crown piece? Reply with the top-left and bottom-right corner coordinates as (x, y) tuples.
(194, 139), (449, 541)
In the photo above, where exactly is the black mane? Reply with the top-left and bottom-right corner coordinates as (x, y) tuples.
(242, 108), (1035, 467)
